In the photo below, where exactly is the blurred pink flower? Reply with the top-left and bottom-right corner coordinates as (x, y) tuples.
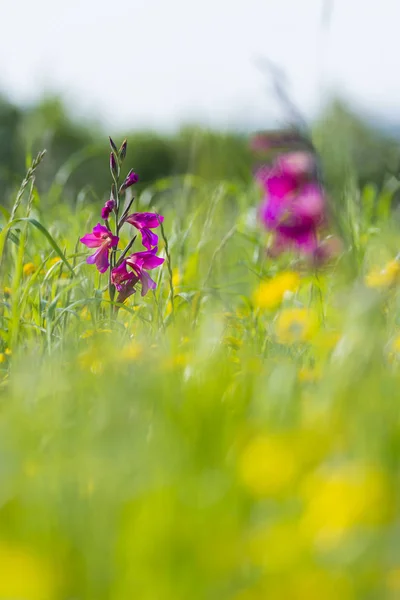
(257, 151), (325, 253)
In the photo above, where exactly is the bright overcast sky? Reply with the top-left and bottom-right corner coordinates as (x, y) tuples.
(0, 0), (399, 131)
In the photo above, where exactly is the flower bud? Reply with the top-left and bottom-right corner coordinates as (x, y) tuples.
(120, 169), (139, 192)
(119, 139), (127, 162)
(101, 199), (116, 220)
(110, 152), (118, 179)
(109, 136), (118, 154)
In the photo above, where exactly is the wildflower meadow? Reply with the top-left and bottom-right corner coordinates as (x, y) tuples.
(1, 124), (400, 600)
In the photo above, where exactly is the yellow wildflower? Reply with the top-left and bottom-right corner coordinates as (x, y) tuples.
(79, 349), (104, 374)
(23, 262), (36, 276)
(300, 464), (391, 548)
(0, 354), (5, 364)
(80, 328), (112, 340)
(163, 353), (189, 369)
(165, 300), (173, 316)
(238, 434), (299, 497)
(391, 335), (400, 355)
(365, 259), (400, 288)
(172, 267), (181, 288)
(4, 348), (11, 356)
(253, 271), (300, 310)
(3, 287), (11, 297)
(48, 257), (61, 267)
(120, 341), (143, 361)
(0, 542), (57, 599)
(275, 308), (317, 344)
(80, 307), (92, 321)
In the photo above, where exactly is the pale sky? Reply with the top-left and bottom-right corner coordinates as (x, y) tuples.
(1, 0), (399, 131)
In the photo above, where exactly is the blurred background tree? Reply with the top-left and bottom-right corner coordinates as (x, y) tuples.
(1, 92), (400, 208)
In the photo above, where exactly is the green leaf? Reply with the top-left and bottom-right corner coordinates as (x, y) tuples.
(0, 218), (74, 275)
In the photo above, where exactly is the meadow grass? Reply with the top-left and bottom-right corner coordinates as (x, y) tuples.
(0, 150), (400, 599)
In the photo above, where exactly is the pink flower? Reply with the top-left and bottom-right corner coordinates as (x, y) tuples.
(101, 199), (116, 220)
(111, 261), (139, 303)
(257, 152), (325, 253)
(126, 247), (164, 296)
(276, 151), (315, 180)
(120, 169), (139, 192)
(111, 261), (137, 291)
(80, 223), (119, 273)
(125, 212), (164, 250)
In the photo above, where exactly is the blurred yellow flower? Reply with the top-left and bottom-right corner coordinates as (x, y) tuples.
(301, 464), (391, 548)
(3, 287), (11, 297)
(23, 262), (36, 276)
(163, 353), (190, 370)
(0, 354), (5, 364)
(365, 259), (400, 288)
(80, 307), (92, 321)
(172, 267), (181, 288)
(391, 335), (400, 355)
(121, 341), (143, 361)
(165, 300), (173, 317)
(239, 434), (299, 496)
(275, 308), (317, 344)
(312, 330), (340, 352)
(81, 328), (112, 339)
(79, 349), (104, 374)
(0, 543), (57, 599)
(5, 348), (11, 356)
(48, 257), (61, 267)
(253, 271), (300, 310)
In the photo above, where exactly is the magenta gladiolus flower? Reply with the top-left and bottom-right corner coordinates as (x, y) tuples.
(276, 151), (315, 180)
(111, 260), (137, 291)
(257, 151), (325, 253)
(111, 261), (139, 302)
(125, 212), (164, 250)
(101, 199), (116, 220)
(80, 223), (119, 273)
(126, 247), (165, 296)
(120, 169), (139, 192)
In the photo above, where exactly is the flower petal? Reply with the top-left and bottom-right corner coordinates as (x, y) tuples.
(87, 245), (110, 273)
(140, 228), (159, 250)
(140, 271), (157, 296)
(126, 212), (163, 229)
(80, 233), (101, 248)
